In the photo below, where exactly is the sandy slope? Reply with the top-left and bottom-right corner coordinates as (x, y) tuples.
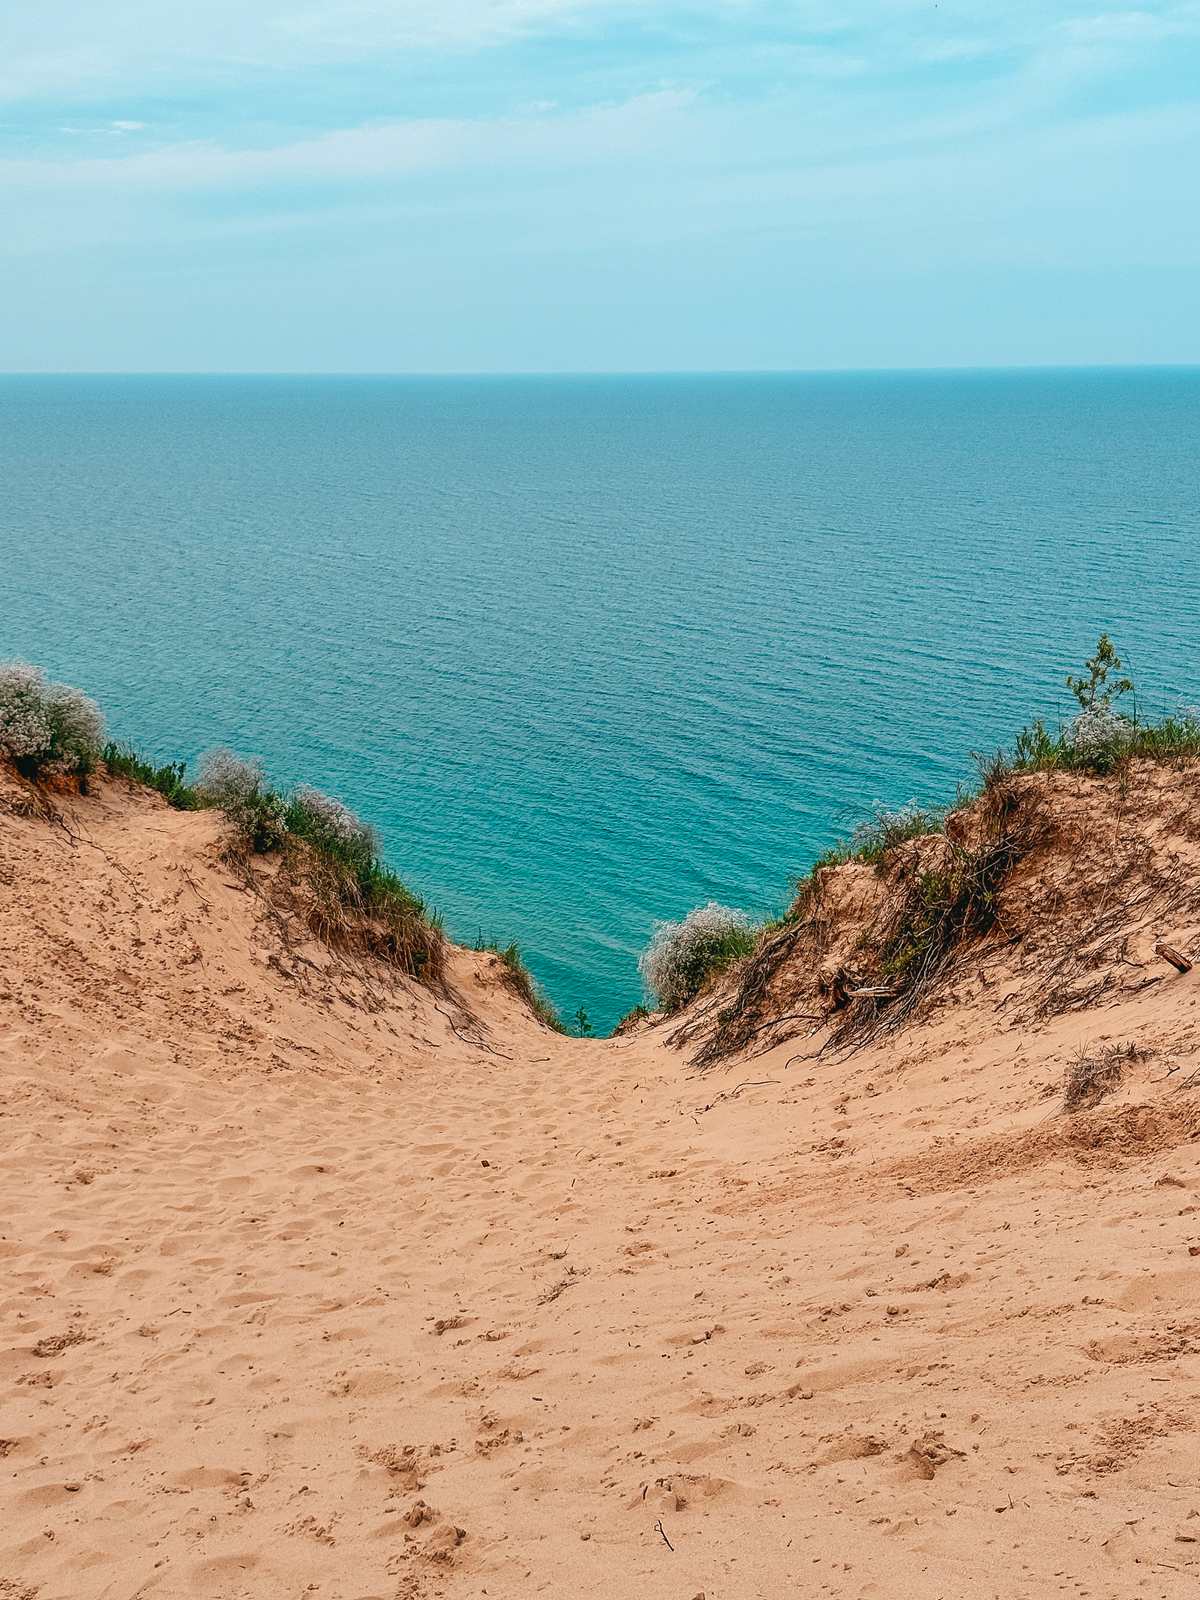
(3, 766), (1200, 1600)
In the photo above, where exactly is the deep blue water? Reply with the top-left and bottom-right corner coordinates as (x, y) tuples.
(2, 370), (1198, 1029)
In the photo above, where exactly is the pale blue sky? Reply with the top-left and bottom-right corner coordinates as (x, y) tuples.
(2, 1), (1199, 371)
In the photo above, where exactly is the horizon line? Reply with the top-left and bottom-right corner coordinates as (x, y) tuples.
(3, 361), (1200, 381)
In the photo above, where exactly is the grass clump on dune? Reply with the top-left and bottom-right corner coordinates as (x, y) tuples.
(1062, 1042), (1140, 1113)
(800, 799), (947, 884)
(1008, 710), (1200, 777)
(474, 937), (566, 1032)
(102, 742), (199, 809)
(195, 749), (443, 982)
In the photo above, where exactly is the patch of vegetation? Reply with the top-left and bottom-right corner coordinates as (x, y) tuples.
(786, 802), (947, 916)
(999, 633), (1200, 778)
(1062, 1042), (1141, 1113)
(102, 742), (199, 808)
(193, 750), (442, 981)
(798, 800), (947, 887)
(474, 939), (566, 1032)
(195, 749), (288, 851)
(850, 800), (947, 864)
(290, 840), (443, 981)
(639, 902), (757, 1013)
(0, 660), (105, 781)
(612, 1003), (651, 1035)
(1007, 710), (1200, 778)
(880, 830), (1016, 990)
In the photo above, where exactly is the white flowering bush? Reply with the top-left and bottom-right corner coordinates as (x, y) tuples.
(0, 662), (51, 760)
(639, 901), (757, 1012)
(196, 748), (285, 850)
(1068, 704), (1133, 757)
(285, 784), (378, 872)
(196, 748), (266, 809)
(0, 660), (105, 776)
(45, 682), (106, 764)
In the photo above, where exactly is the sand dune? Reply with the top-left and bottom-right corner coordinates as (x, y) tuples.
(3, 762), (1200, 1598)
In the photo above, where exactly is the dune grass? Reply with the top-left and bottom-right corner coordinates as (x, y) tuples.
(189, 756), (443, 981)
(291, 842), (443, 981)
(102, 742), (199, 809)
(474, 938), (566, 1032)
(1003, 711), (1200, 778)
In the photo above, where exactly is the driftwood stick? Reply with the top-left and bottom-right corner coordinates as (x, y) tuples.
(1155, 942), (1194, 974)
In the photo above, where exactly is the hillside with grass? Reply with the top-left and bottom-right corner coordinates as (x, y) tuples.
(3, 639), (1200, 1600)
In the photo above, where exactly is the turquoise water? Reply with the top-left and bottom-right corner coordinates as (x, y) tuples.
(2, 370), (1199, 1030)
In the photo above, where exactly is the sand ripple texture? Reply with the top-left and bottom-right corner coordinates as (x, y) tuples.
(4, 768), (1200, 1596)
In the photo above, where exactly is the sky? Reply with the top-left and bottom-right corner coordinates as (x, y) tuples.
(2, 1), (1199, 372)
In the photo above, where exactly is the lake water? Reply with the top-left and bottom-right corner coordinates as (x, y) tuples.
(3, 369), (1198, 1030)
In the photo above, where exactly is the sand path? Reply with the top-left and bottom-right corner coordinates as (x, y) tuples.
(3, 775), (1200, 1598)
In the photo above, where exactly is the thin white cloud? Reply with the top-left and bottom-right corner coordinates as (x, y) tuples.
(1058, 5), (1200, 42)
(0, 90), (697, 191)
(0, 1), (635, 100)
(915, 36), (1003, 64)
(3, 0), (1196, 103)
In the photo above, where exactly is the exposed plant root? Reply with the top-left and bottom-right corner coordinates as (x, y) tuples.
(819, 780), (1043, 1054)
(683, 760), (1200, 1071)
(679, 924), (813, 1066)
(685, 777), (1045, 1068)
(1062, 1042), (1144, 1113)
(225, 834), (447, 1007)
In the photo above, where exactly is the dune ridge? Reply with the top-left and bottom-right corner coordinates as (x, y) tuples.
(3, 756), (1200, 1598)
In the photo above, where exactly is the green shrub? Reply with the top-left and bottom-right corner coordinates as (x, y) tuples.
(1066, 632), (1133, 712)
(284, 784), (378, 876)
(639, 901), (757, 1012)
(0, 661), (105, 778)
(103, 742), (198, 808)
(195, 749), (287, 851)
